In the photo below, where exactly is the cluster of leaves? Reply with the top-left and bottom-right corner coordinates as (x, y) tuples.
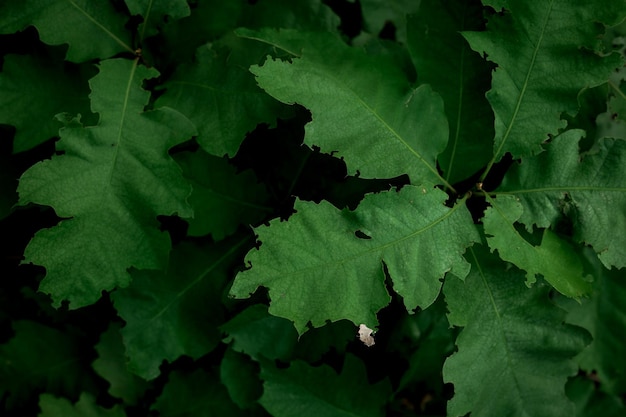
(1, 0), (625, 416)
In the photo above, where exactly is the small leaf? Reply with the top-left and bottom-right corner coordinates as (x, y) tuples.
(123, 0), (190, 41)
(483, 194), (592, 298)
(38, 392), (126, 417)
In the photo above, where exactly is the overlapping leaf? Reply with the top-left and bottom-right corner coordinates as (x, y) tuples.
(92, 323), (149, 404)
(259, 355), (390, 417)
(231, 185), (479, 334)
(562, 255), (626, 396)
(497, 129), (626, 269)
(173, 150), (271, 239)
(463, 0), (625, 165)
(360, 0), (420, 42)
(483, 194), (592, 297)
(17, 59), (196, 309)
(0, 0), (133, 62)
(443, 246), (590, 417)
(155, 37), (293, 157)
(0, 53), (96, 153)
(407, 0), (493, 184)
(113, 238), (248, 380)
(240, 28), (450, 187)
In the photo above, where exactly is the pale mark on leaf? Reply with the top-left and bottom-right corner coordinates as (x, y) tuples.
(358, 324), (375, 347)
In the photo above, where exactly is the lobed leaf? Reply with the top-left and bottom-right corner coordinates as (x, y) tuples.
(464, 0), (625, 164)
(17, 59), (196, 309)
(443, 246), (590, 417)
(0, 0), (133, 62)
(483, 194), (592, 297)
(231, 185), (479, 334)
(240, 28), (450, 187)
(497, 129), (626, 269)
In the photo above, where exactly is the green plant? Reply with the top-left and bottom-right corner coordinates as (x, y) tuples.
(1, 0), (625, 416)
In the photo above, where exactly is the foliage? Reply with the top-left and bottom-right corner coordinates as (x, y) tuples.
(1, 1), (625, 416)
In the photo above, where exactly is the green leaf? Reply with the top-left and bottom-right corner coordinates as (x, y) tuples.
(360, 0), (420, 42)
(152, 369), (245, 417)
(259, 355), (390, 417)
(561, 253), (626, 396)
(156, 36), (293, 157)
(497, 130), (626, 269)
(112, 238), (248, 380)
(407, 0), (494, 184)
(231, 185), (479, 334)
(17, 59), (196, 309)
(0, 0), (133, 62)
(123, 0), (190, 41)
(221, 304), (299, 362)
(38, 392), (127, 417)
(0, 321), (96, 409)
(443, 246), (590, 417)
(173, 149), (271, 239)
(240, 28), (451, 187)
(463, 0), (625, 164)
(483, 194), (592, 297)
(0, 53), (96, 153)
(220, 348), (263, 409)
(92, 323), (149, 404)
(566, 376), (626, 417)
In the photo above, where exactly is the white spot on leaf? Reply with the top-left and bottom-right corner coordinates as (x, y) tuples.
(358, 324), (375, 347)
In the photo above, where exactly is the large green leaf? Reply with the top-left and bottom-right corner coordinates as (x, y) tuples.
(112, 238), (248, 380)
(123, 0), (189, 41)
(483, 194), (592, 297)
(156, 36), (293, 157)
(0, 321), (96, 409)
(231, 185), (479, 334)
(0, 0), (133, 62)
(38, 393), (126, 417)
(240, 28), (451, 188)
(407, 0), (493, 184)
(0, 53), (96, 153)
(17, 59), (196, 309)
(259, 355), (390, 417)
(497, 130), (626, 269)
(463, 0), (625, 167)
(443, 246), (590, 417)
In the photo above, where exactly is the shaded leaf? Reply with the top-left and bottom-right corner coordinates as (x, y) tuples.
(483, 194), (592, 297)
(152, 369), (245, 417)
(443, 246), (590, 417)
(220, 348), (263, 409)
(124, 0), (190, 41)
(566, 376), (626, 417)
(360, 0), (420, 42)
(497, 129), (626, 269)
(464, 0), (625, 164)
(0, 0), (133, 62)
(38, 392), (126, 417)
(240, 28), (451, 187)
(407, 0), (493, 184)
(260, 355), (390, 417)
(113, 238), (248, 380)
(221, 304), (298, 362)
(0, 321), (96, 409)
(92, 323), (149, 404)
(231, 185), (479, 334)
(17, 59), (196, 308)
(174, 149), (271, 239)
(156, 36), (293, 157)
(0, 53), (96, 153)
